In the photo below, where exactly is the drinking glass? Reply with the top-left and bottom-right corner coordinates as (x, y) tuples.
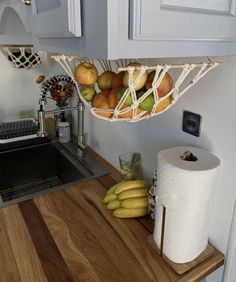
(119, 152), (140, 180)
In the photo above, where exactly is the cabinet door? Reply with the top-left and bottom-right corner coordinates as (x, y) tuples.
(31, 0), (81, 38)
(0, 0), (31, 32)
(130, 0), (236, 41)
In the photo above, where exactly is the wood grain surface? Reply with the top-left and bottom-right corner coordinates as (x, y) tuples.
(3, 205), (47, 282)
(0, 147), (224, 282)
(0, 211), (21, 282)
(19, 200), (74, 282)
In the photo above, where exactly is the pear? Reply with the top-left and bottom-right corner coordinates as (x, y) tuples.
(98, 71), (115, 91)
(123, 63), (148, 91)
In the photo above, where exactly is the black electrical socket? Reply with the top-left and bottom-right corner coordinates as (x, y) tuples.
(182, 111), (202, 137)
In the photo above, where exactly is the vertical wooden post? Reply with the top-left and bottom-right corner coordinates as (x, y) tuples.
(160, 206), (166, 257)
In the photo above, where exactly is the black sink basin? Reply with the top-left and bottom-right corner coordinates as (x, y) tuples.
(0, 140), (108, 206)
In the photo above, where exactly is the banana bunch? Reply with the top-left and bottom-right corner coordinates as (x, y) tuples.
(102, 180), (150, 218)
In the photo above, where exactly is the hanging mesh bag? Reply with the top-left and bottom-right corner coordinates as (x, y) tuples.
(1, 47), (41, 69)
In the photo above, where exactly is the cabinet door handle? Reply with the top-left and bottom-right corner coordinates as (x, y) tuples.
(20, 0), (31, 5)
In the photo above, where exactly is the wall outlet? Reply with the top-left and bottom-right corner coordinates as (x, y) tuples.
(182, 110), (201, 137)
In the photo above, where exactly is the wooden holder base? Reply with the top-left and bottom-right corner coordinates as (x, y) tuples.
(147, 235), (215, 275)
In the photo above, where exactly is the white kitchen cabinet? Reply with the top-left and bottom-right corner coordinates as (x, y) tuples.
(130, 0), (236, 41)
(0, 0), (32, 45)
(30, 0), (81, 38)
(32, 0), (236, 59)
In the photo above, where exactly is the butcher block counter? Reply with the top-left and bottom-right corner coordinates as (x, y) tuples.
(0, 148), (224, 282)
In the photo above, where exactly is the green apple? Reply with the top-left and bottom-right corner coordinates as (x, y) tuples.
(80, 86), (96, 102)
(117, 88), (132, 106)
(137, 91), (154, 111)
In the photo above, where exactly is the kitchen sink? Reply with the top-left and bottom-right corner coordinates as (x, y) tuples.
(0, 140), (108, 207)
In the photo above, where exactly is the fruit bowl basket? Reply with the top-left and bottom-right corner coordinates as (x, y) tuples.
(52, 55), (220, 122)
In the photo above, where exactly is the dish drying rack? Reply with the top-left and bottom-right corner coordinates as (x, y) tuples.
(0, 118), (38, 144)
(52, 55), (220, 123)
(0, 119), (52, 152)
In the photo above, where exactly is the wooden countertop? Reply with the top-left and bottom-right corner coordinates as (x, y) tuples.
(0, 148), (224, 282)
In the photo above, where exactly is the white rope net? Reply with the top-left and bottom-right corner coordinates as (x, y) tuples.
(1, 47), (41, 69)
(52, 55), (220, 122)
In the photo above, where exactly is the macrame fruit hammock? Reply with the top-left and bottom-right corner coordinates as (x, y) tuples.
(52, 55), (220, 122)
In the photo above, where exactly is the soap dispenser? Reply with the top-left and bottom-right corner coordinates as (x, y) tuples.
(58, 114), (71, 144)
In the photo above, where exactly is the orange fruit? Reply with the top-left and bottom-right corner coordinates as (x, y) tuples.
(108, 87), (123, 109)
(92, 90), (112, 118)
(118, 105), (132, 119)
(119, 106), (149, 119)
(155, 96), (171, 113)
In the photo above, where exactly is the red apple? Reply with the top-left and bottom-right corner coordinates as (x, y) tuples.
(145, 71), (173, 97)
(111, 71), (125, 88)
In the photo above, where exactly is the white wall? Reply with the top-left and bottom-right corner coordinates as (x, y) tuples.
(0, 51), (46, 121)
(0, 51), (64, 122)
(84, 56), (236, 282)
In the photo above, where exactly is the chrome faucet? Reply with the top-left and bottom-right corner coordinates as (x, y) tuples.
(37, 97), (87, 157)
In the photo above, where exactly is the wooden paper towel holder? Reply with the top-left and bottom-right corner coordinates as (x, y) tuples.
(148, 206), (215, 275)
(148, 236), (215, 275)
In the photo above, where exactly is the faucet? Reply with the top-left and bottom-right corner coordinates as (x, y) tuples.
(37, 97), (87, 157)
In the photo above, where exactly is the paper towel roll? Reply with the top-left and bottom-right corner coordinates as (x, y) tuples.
(153, 146), (220, 264)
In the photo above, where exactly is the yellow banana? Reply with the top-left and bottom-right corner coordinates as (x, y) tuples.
(114, 180), (150, 195)
(121, 197), (148, 209)
(102, 193), (117, 204)
(106, 183), (121, 195)
(107, 200), (121, 210)
(113, 208), (148, 218)
(118, 188), (148, 200)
